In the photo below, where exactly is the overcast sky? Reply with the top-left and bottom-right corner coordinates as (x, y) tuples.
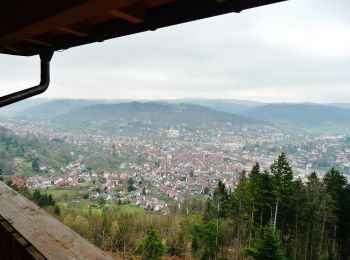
(1, 0), (349, 103)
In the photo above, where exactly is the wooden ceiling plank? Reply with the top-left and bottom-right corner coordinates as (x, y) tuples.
(0, 0), (142, 46)
(57, 26), (88, 37)
(2, 45), (21, 54)
(25, 38), (51, 46)
(144, 0), (175, 8)
(108, 9), (143, 24)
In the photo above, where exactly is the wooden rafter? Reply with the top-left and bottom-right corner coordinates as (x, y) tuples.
(0, 0), (142, 46)
(25, 38), (52, 46)
(57, 26), (88, 37)
(108, 9), (143, 24)
(0, 0), (286, 56)
(144, 0), (175, 8)
(2, 45), (21, 54)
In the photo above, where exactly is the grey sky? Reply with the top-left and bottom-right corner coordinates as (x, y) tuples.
(1, 0), (349, 102)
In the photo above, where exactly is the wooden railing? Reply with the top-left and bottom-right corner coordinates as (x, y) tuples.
(0, 181), (112, 260)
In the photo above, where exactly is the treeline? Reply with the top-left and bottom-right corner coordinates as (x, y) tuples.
(194, 152), (350, 259)
(10, 153), (350, 259)
(32, 189), (56, 208)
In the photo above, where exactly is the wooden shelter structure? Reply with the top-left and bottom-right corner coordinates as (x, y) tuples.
(0, 0), (284, 57)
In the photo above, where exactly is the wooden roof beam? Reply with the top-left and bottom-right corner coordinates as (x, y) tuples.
(2, 45), (21, 54)
(144, 0), (175, 8)
(108, 9), (144, 24)
(57, 26), (88, 37)
(0, 0), (142, 46)
(25, 38), (52, 46)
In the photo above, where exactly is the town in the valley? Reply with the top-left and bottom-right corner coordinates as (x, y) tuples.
(2, 118), (350, 215)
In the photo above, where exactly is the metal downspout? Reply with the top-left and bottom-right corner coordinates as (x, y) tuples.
(0, 51), (54, 108)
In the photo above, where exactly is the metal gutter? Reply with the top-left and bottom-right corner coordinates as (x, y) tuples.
(0, 51), (54, 108)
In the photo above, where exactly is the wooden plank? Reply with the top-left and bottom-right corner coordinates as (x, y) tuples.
(26, 246), (46, 260)
(108, 9), (143, 23)
(12, 232), (29, 247)
(1, 220), (15, 233)
(57, 26), (88, 37)
(11, 232), (30, 260)
(144, 0), (175, 8)
(0, 0), (141, 46)
(0, 221), (13, 259)
(0, 182), (112, 260)
(25, 38), (52, 46)
(2, 45), (22, 54)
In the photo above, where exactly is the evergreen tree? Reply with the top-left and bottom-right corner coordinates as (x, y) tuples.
(246, 163), (263, 244)
(323, 168), (349, 259)
(302, 171), (328, 259)
(232, 170), (249, 252)
(244, 222), (286, 260)
(213, 180), (230, 218)
(54, 205), (60, 216)
(290, 178), (306, 259)
(191, 220), (218, 259)
(270, 153), (293, 230)
(127, 178), (136, 192)
(31, 158), (40, 172)
(259, 170), (274, 226)
(139, 225), (165, 260)
(33, 189), (41, 203)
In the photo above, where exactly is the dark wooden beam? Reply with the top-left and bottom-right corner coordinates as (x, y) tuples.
(0, 0), (141, 46)
(25, 38), (52, 46)
(2, 45), (21, 54)
(57, 26), (88, 37)
(144, 0), (176, 8)
(108, 9), (143, 24)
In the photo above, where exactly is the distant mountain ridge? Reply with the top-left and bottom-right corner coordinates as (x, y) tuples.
(244, 103), (350, 128)
(15, 99), (112, 119)
(5, 98), (350, 133)
(171, 99), (264, 115)
(0, 98), (50, 116)
(52, 101), (258, 131)
(5, 98), (266, 119)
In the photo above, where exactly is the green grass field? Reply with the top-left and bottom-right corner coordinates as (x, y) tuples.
(37, 186), (144, 214)
(38, 186), (89, 200)
(118, 204), (145, 214)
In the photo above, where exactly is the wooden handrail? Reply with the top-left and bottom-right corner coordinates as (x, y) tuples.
(0, 182), (112, 260)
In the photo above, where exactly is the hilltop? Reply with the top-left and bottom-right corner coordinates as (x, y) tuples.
(244, 103), (350, 128)
(6, 98), (350, 133)
(52, 101), (258, 132)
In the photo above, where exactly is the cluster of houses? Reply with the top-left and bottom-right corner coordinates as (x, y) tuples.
(4, 120), (350, 214)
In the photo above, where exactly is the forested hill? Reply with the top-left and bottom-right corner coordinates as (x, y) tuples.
(7, 98), (350, 133)
(244, 103), (350, 127)
(0, 127), (76, 176)
(171, 99), (264, 115)
(15, 99), (103, 119)
(52, 102), (259, 131)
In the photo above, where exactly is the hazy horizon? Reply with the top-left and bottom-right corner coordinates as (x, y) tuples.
(17, 97), (350, 105)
